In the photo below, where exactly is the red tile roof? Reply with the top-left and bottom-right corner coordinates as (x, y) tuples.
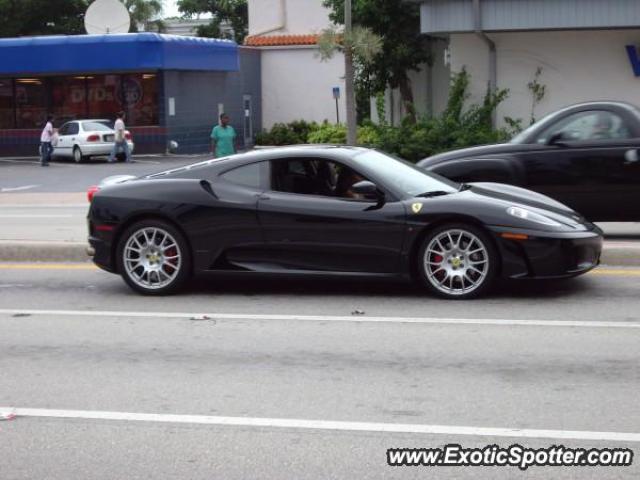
(244, 34), (321, 47)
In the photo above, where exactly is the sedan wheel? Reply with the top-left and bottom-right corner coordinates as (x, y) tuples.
(73, 147), (84, 163)
(418, 224), (497, 299)
(117, 220), (191, 295)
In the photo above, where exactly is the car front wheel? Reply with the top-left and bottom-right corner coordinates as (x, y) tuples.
(116, 220), (191, 295)
(417, 223), (498, 299)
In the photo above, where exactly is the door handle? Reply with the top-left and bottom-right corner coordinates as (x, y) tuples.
(255, 193), (270, 200)
(624, 149), (639, 165)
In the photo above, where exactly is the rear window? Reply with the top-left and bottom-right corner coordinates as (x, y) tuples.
(82, 121), (113, 131)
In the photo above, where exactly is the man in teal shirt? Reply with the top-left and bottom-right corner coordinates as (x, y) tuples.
(211, 113), (237, 158)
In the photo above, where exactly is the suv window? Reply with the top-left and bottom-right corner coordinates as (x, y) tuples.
(536, 110), (631, 143)
(271, 158), (375, 200)
(220, 162), (265, 189)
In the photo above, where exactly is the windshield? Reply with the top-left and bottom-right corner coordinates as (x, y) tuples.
(353, 150), (459, 197)
(83, 121), (113, 132)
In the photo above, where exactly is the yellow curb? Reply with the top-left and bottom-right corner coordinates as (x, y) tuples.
(589, 269), (640, 277)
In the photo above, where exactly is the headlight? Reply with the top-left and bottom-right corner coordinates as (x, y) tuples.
(507, 206), (562, 227)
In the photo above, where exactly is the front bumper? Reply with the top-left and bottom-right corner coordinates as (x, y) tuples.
(489, 226), (603, 279)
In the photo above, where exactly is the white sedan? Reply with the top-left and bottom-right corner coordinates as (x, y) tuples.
(52, 119), (135, 163)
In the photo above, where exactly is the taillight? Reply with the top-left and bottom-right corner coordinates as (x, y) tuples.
(125, 131), (132, 141)
(87, 185), (100, 203)
(87, 134), (100, 142)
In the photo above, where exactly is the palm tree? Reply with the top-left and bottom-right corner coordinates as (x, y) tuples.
(317, 3), (381, 145)
(123, 0), (164, 32)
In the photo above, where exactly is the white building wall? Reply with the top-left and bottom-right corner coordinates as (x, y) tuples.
(249, 0), (334, 36)
(261, 47), (346, 128)
(449, 30), (640, 127)
(372, 38), (451, 125)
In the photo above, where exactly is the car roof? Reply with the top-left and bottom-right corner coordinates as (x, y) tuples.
(550, 101), (640, 116)
(61, 118), (111, 126)
(145, 145), (372, 179)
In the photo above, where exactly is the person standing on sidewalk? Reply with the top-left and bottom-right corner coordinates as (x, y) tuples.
(210, 113), (237, 158)
(40, 115), (54, 167)
(108, 111), (132, 163)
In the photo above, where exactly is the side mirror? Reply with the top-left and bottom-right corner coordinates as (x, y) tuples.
(547, 131), (568, 146)
(351, 180), (380, 196)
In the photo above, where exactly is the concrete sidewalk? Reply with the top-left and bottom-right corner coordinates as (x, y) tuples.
(0, 192), (639, 265)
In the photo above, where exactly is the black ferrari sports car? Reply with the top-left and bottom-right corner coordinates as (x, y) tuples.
(418, 101), (640, 222)
(87, 146), (602, 299)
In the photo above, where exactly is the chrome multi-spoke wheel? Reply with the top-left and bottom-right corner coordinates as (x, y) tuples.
(117, 220), (191, 295)
(419, 224), (496, 299)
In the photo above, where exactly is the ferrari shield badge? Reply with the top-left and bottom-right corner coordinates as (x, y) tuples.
(411, 202), (423, 214)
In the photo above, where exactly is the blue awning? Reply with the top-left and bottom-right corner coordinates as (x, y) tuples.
(0, 33), (238, 76)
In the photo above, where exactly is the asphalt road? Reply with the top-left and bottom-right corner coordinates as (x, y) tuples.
(1, 265), (639, 479)
(0, 154), (207, 193)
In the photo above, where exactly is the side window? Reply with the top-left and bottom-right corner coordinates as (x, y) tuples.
(58, 123), (70, 135)
(271, 158), (374, 200)
(536, 111), (631, 144)
(67, 122), (79, 135)
(220, 162), (265, 189)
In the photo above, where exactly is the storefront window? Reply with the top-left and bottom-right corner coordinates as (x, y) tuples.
(87, 75), (121, 121)
(15, 78), (47, 129)
(0, 78), (14, 129)
(120, 73), (159, 126)
(0, 72), (160, 130)
(51, 76), (87, 124)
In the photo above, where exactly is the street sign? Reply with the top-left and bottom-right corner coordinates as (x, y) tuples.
(332, 87), (341, 99)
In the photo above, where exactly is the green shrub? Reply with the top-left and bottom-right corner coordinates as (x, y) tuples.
(307, 122), (346, 144)
(254, 69), (518, 162)
(356, 123), (381, 146)
(255, 120), (318, 145)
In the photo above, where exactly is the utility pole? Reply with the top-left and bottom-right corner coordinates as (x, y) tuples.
(344, 0), (357, 146)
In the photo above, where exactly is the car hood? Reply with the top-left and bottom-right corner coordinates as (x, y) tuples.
(469, 182), (574, 213)
(465, 182), (589, 227)
(418, 143), (524, 167)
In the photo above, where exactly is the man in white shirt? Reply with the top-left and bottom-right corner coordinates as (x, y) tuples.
(108, 111), (132, 163)
(40, 115), (54, 167)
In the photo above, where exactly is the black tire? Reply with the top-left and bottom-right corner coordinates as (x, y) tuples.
(416, 222), (499, 299)
(73, 146), (84, 163)
(116, 219), (192, 295)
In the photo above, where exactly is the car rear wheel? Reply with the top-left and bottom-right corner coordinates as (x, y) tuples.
(73, 146), (84, 163)
(116, 220), (191, 295)
(417, 223), (498, 299)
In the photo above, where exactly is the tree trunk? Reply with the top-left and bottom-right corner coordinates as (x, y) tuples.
(344, 0), (357, 145)
(344, 48), (357, 145)
(397, 74), (416, 124)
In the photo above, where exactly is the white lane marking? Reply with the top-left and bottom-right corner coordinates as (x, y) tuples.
(1, 407), (638, 442)
(0, 241), (86, 246)
(0, 308), (639, 329)
(0, 159), (40, 164)
(0, 185), (41, 193)
(0, 214), (74, 218)
(0, 204), (87, 208)
(134, 160), (161, 165)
